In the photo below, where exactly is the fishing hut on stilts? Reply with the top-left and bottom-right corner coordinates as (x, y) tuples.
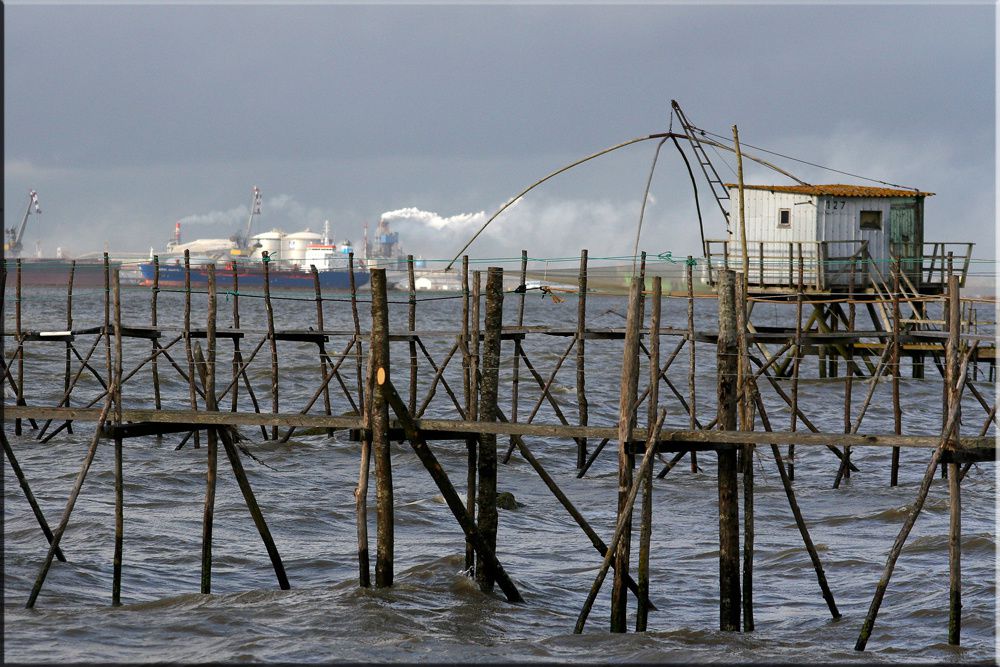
(3, 101), (994, 653)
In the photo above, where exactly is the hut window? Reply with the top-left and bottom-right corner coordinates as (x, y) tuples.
(777, 209), (791, 227)
(860, 210), (882, 230)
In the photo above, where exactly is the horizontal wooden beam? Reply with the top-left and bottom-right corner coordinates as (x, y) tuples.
(4, 405), (994, 450)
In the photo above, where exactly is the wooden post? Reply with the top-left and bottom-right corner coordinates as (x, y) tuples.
(64, 261), (76, 432)
(476, 267), (504, 593)
(505, 250), (528, 462)
(688, 256), (699, 473)
(716, 269), (741, 632)
(14, 259), (23, 435)
(369, 268), (394, 587)
(407, 254), (418, 415)
(736, 277), (755, 633)
(310, 265), (333, 436)
(461, 256), (474, 572)
(182, 250), (200, 448)
(890, 258), (901, 486)
(112, 269), (124, 606)
(262, 252), (279, 440)
(611, 276), (642, 633)
(789, 254), (804, 481)
(840, 263), (856, 486)
(636, 276), (661, 632)
(354, 254), (372, 589)
(200, 266), (219, 594)
(230, 261), (241, 414)
(150, 257), (162, 419)
(946, 274), (962, 644)
(468, 268), (481, 574)
(576, 249), (589, 469)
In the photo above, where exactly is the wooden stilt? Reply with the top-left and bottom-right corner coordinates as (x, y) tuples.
(636, 276), (661, 632)
(576, 249), (589, 470)
(182, 250), (200, 449)
(199, 266), (219, 594)
(891, 259), (901, 486)
(716, 269), (741, 632)
(407, 254), (418, 415)
(687, 256), (699, 473)
(369, 268), (394, 588)
(64, 261), (76, 434)
(610, 275), (641, 633)
(112, 269), (124, 606)
(262, 253), (279, 440)
(476, 267), (503, 593)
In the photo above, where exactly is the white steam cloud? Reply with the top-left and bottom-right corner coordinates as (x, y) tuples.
(379, 207), (486, 230)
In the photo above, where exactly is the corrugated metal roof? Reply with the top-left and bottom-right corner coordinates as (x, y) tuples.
(723, 184), (934, 198)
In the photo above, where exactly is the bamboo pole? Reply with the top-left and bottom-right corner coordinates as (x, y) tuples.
(369, 268), (394, 587)
(716, 269), (741, 631)
(610, 275), (642, 633)
(636, 276), (661, 632)
(476, 267), (503, 593)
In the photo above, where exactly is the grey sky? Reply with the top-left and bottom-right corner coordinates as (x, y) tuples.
(4, 3), (995, 266)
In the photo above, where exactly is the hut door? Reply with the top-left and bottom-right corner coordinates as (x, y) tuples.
(889, 202), (921, 283)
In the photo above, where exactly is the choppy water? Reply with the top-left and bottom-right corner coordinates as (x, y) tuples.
(3, 282), (996, 663)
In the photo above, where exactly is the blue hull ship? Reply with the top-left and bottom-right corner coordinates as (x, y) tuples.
(138, 260), (369, 291)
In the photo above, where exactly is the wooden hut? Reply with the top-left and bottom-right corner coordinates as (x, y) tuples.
(702, 184), (972, 292)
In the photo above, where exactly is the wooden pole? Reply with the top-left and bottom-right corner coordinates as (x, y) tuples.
(112, 269), (125, 606)
(611, 275), (642, 632)
(378, 378), (523, 603)
(891, 258), (901, 486)
(506, 250), (528, 463)
(353, 257), (371, 588)
(575, 408), (667, 635)
(151, 257), (163, 421)
(637, 275), (661, 632)
(789, 250), (804, 481)
(230, 261), (242, 415)
(407, 254), (418, 415)
(687, 256), (699, 473)
(576, 249), (589, 469)
(26, 392), (116, 608)
(182, 250), (200, 448)
(2, 432), (67, 561)
(200, 266), (219, 594)
(838, 264), (857, 487)
(461, 255), (474, 572)
(716, 269), (741, 631)
(15, 258), (23, 435)
(736, 277), (755, 632)
(369, 268), (394, 587)
(476, 267), (504, 593)
(310, 265), (333, 437)
(468, 267), (481, 575)
(946, 274), (962, 644)
(262, 253), (279, 440)
(64, 261), (76, 432)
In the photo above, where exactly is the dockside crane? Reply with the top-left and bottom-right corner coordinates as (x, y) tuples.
(230, 185), (263, 255)
(5, 190), (41, 259)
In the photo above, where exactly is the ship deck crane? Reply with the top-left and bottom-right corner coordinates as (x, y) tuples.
(231, 185), (262, 255)
(5, 190), (41, 259)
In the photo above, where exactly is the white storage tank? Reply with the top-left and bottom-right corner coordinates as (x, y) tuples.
(251, 229), (284, 259)
(284, 229), (323, 265)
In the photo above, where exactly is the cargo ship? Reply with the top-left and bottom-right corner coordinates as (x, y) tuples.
(136, 187), (370, 291)
(3, 190), (120, 288)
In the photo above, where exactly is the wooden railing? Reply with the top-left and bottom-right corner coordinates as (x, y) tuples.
(703, 239), (871, 290)
(921, 242), (974, 288)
